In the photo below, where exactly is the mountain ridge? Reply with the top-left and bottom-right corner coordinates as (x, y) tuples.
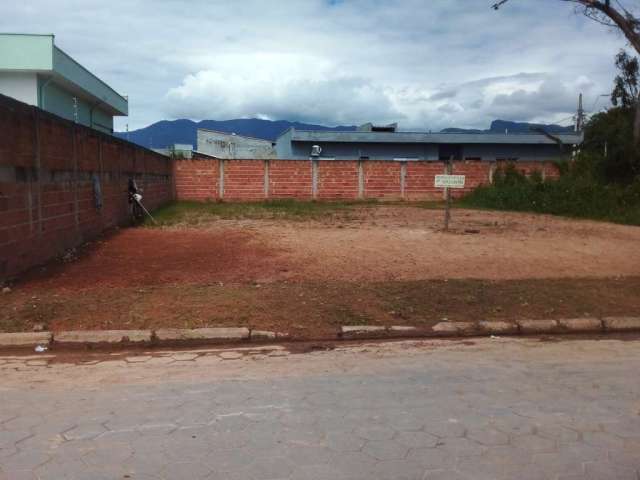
(115, 119), (357, 149)
(115, 118), (575, 149)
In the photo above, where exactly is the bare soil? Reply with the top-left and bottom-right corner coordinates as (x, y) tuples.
(2, 205), (640, 337)
(217, 206), (640, 281)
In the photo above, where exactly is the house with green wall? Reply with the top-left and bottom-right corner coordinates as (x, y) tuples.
(0, 33), (127, 134)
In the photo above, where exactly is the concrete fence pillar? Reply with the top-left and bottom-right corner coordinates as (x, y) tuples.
(71, 125), (79, 230)
(400, 161), (407, 200)
(218, 159), (225, 200)
(264, 159), (270, 199)
(357, 160), (365, 199)
(31, 109), (42, 234)
(489, 162), (496, 184)
(312, 159), (319, 200)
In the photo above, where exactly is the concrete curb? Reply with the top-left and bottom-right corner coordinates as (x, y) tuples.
(54, 330), (152, 346)
(0, 332), (52, 347)
(603, 317), (640, 332)
(0, 317), (638, 350)
(155, 327), (250, 343)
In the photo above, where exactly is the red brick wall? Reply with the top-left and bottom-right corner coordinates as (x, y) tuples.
(405, 162), (448, 201)
(0, 94), (173, 281)
(269, 160), (313, 199)
(317, 161), (358, 200)
(174, 156), (219, 201)
(364, 161), (402, 199)
(224, 160), (265, 201)
(174, 157), (559, 204)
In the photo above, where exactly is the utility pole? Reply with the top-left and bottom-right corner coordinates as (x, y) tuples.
(575, 93), (585, 132)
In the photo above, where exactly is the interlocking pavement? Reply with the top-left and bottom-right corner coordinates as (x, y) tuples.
(0, 337), (639, 479)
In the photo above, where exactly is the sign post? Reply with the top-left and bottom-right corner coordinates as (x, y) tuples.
(434, 160), (465, 232)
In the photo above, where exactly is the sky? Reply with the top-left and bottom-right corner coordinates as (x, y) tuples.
(1, 0), (635, 131)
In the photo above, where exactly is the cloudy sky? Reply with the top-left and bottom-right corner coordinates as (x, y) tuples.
(2, 1), (635, 131)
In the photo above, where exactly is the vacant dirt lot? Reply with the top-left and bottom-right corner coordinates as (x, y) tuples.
(2, 204), (640, 336)
(238, 206), (640, 281)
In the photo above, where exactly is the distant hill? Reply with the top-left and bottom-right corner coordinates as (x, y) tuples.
(440, 119), (574, 134)
(115, 119), (357, 149)
(116, 118), (576, 149)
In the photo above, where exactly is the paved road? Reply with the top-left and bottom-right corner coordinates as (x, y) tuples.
(1, 337), (639, 480)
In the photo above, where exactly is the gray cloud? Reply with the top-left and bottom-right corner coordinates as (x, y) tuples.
(0, 0), (628, 130)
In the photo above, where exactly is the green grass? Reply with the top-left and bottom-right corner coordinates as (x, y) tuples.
(459, 168), (640, 226)
(147, 199), (377, 226)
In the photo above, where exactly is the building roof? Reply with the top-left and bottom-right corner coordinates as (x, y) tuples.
(0, 33), (127, 116)
(281, 128), (583, 145)
(198, 128), (275, 144)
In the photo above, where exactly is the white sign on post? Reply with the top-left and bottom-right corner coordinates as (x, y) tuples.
(434, 175), (466, 188)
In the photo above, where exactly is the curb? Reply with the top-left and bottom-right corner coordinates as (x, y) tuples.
(54, 330), (152, 346)
(0, 317), (638, 351)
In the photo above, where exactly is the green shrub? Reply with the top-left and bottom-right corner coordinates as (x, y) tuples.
(461, 160), (640, 226)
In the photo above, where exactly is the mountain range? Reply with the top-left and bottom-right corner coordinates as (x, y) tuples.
(115, 118), (574, 149)
(441, 120), (574, 135)
(114, 119), (356, 149)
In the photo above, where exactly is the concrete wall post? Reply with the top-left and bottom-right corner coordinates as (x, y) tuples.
(218, 159), (225, 200)
(264, 159), (270, 199)
(31, 108), (41, 234)
(72, 125), (79, 230)
(312, 159), (319, 199)
(400, 161), (407, 200)
(357, 160), (364, 199)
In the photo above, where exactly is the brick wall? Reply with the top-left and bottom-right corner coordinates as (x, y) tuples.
(269, 160), (313, 199)
(175, 156), (558, 203)
(174, 156), (219, 201)
(317, 161), (358, 200)
(224, 160), (265, 201)
(0, 94), (173, 280)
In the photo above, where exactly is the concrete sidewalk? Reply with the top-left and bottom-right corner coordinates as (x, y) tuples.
(1, 337), (639, 479)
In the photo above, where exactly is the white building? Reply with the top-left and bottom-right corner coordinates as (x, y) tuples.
(0, 33), (127, 134)
(197, 129), (276, 159)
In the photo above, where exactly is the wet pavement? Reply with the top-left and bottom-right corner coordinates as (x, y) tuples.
(1, 336), (639, 479)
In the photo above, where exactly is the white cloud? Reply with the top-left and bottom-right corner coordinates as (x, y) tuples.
(0, 0), (631, 130)
(164, 52), (401, 125)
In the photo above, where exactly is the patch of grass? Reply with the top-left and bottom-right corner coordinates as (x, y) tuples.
(460, 164), (640, 226)
(414, 200), (448, 210)
(147, 199), (377, 226)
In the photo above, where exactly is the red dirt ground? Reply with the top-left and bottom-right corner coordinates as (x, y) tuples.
(3, 206), (640, 336)
(18, 228), (294, 291)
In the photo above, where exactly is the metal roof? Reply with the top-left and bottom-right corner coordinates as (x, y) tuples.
(285, 129), (583, 145)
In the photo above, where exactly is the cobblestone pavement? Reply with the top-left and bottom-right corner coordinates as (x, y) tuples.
(1, 337), (639, 479)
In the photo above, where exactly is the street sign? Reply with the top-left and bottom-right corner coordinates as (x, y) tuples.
(435, 174), (466, 188)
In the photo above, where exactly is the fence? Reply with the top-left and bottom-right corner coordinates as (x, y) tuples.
(175, 156), (559, 202)
(0, 94), (173, 280)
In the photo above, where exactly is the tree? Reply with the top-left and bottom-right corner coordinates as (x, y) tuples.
(582, 107), (638, 182)
(493, 0), (640, 145)
(612, 50), (639, 109)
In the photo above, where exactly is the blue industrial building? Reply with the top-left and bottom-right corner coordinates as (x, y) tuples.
(275, 123), (583, 161)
